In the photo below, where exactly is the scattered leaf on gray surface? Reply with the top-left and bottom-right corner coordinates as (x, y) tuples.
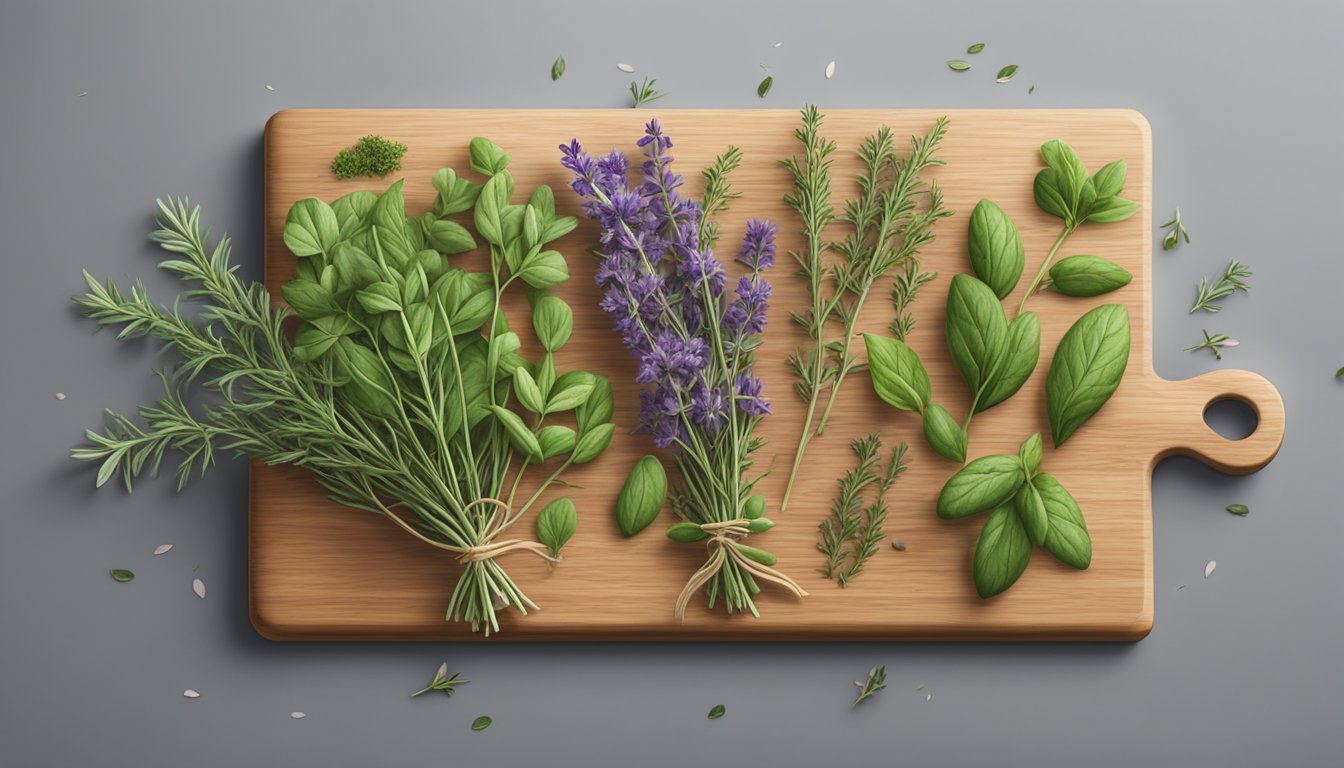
(1204, 560), (1217, 578)
(192, 578), (206, 599)
(471, 716), (493, 731)
(55, 392), (66, 400)
(1176, 584), (1186, 591)
(183, 689), (200, 698)
(265, 84), (274, 91)
(1226, 504), (1249, 516)
(772, 41), (783, 48)
(708, 704), (726, 720)
(947, 60), (972, 71)
(77, 92), (87, 98)
(967, 43), (985, 54)
(616, 63), (635, 73)
(109, 568), (134, 583)
(995, 64), (1019, 83)
(153, 544), (173, 555)
(1028, 85), (1036, 94)
(825, 61), (836, 79)
(290, 712), (306, 719)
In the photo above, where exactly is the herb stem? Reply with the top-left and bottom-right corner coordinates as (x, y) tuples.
(1018, 224), (1073, 314)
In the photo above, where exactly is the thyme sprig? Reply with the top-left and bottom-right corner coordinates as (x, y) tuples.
(1190, 260), (1251, 313)
(1161, 207), (1190, 251)
(854, 665), (887, 706)
(1185, 330), (1238, 360)
(411, 663), (468, 697)
(780, 107), (949, 510)
(629, 78), (666, 108)
(818, 435), (907, 586)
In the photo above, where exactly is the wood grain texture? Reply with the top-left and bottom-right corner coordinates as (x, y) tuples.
(252, 109), (1284, 642)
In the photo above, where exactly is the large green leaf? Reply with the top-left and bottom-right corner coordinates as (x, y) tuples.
(1034, 472), (1092, 569)
(1046, 304), (1130, 447)
(936, 454), (1024, 519)
(972, 504), (1032, 598)
(945, 274), (1007, 399)
(967, 199), (1025, 300)
(862, 333), (930, 412)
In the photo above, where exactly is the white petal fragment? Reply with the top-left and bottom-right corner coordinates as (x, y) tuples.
(55, 392), (67, 400)
(825, 61), (837, 79)
(1204, 560), (1217, 578)
(616, 63), (635, 73)
(154, 544), (173, 556)
(183, 689), (200, 698)
(192, 578), (206, 599)
(290, 712), (306, 719)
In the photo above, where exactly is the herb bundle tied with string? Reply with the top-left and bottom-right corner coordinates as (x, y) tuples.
(72, 139), (616, 635)
(561, 119), (806, 619)
(779, 106), (951, 511)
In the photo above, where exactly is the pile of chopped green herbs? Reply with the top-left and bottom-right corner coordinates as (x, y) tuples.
(331, 134), (408, 179)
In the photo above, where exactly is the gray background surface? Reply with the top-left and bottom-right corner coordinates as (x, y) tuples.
(1, 0), (1340, 765)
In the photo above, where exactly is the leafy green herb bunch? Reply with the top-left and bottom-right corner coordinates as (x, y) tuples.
(73, 138), (615, 635)
(561, 119), (806, 618)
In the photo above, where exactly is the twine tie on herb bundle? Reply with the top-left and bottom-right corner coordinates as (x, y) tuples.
(673, 520), (808, 620)
(456, 498), (562, 566)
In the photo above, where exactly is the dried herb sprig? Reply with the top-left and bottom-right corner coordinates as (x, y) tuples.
(1191, 260), (1251, 313)
(1161, 207), (1190, 251)
(411, 663), (468, 698)
(780, 107), (949, 510)
(854, 665), (887, 706)
(629, 78), (666, 108)
(818, 435), (907, 586)
(1185, 330), (1238, 360)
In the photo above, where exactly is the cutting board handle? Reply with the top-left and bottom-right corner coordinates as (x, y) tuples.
(1151, 368), (1285, 474)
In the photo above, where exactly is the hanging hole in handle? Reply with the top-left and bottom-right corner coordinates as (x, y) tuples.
(1203, 397), (1258, 441)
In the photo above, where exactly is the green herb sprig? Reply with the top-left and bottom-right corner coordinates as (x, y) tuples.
(412, 663), (468, 698)
(854, 665), (887, 706)
(780, 107), (950, 510)
(818, 435), (907, 586)
(331, 135), (407, 180)
(698, 146), (744, 251)
(551, 56), (565, 81)
(629, 78), (666, 108)
(1185, 330), (1238, 360)
(1161, 207), (1190, 251)
(1190, 260), (1251, 313)
(937, 433), (1091, 597)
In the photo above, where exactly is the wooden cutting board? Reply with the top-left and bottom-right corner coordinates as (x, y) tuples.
(253, 109), (1284, 641)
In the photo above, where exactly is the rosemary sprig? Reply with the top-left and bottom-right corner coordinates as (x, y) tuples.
(889, 260), (938, 340)
(1191, 260), (1251, 313)
(854, 665), (887, 706)
(629, 77), (666, 108)
(1184, 330), (1238, 360)
(411, 663), (468, 698)
(698, 146), (744, 251)
(1161, 207), (1190, 251)
(818, 435), (907, 586)
(780, 107), (949, 510)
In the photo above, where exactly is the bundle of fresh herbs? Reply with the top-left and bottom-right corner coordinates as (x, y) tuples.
(780, 106), (950, 510)
(817, 434), (907, 586)
(72, 138), (615, 635)
(560, 119), (805, 619)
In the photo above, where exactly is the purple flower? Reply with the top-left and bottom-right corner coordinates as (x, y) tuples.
(724, 276), (771, 336)
(735, 219), (778, 270)
(688, 381), (729, 435)
(679, 248), (725, 297)
(734, 374), (771, 416)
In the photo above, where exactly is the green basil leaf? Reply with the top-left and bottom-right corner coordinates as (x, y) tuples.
(293, 321), (341, 362)
(405, 303), (433, 357)
(746, 518), (774, 534)
(283, 198), (340, 258)
(529, 185), (557, 219)
(421, 215), (476, 255)
(862, 333), (930, 412)
(487, 330), (520, 379)
(356, 281), (401, 314)
(1014, 481), (1048, 546)
(370, 179), (408, 240)
(945, 274), (1008, 399)
(576, 376), (614, 433)
(570, 422), (614, 464)
(732, 543), (777, 566)
(542, 215), (578, 243)
(666, 522), (710, 542)
(333, 242), (381, 290)
(535, 352), (556, 398)
(536, 425), (577, 461)
(535, 498), (577, 555)
(1091, 159), (1127, 200)
(471, 716), (493, 732)
(431, 167), (481, 216)
(517, 250), (570, 289)
(109, 568), (135, 583)
(1032, 167), (1072, 223)
(1018, 432), (1042, 478)
(474, 174), (509, 247)
(1048, 255), (1133, 297)
(1084, 196), (1140, 224)
(616, 455), (667, 537)
(707, 705), (726, 721)
(1046, 304), (1131, 447)
(531, 294), (574, 352)
(1033, 472), (1092, 569)
(488, 404), (542, 460)
(468, 137), (512, 177)
(1040, 139), (1089, 215)
(512, 366), (545, 414)
(523, 204), (541, 248)
(967, 199), (1025, 300)
(545, 373), (595, 414)
(972, 503), (1032, 598)
(280, 278), (335, 319)
(922, 403), (967, 463)
(936, 454), (1025, 519)
(977, 311), (1040, 412)
(332, 337), (398, 418)
(331, 190), (377, 240)
(743, 494), (767, 519)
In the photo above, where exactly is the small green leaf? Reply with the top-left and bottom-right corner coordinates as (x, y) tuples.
(356, 282), (401, 314)
(1226, 503), (1250, 516)
(109, 568), (135, 583)
(280, 278), (336, 319)
(1048, 255), (1133, 297)
(995, 64), (1019, 83)
(512, 367), (545, 414)
(936, 454), (1025, 519)
(922, 403), (967, 463)
(757, 75), (773, 98)
(616, 455), (667, 537)
(468, 137), (511, 176)
(1018, 432), (1043, 478)
(973, 504), (1032, 598)
(517, 250), (570, 289)
(473, 173), (510, 246)
(1046, 304), (1131, 447)
(666, 522), (710, 542)
(707, 705), (726, 720)
(536, 498), (577, 555)
(863, 333), (931, 412)
(977, 311), (1040, 412)
(967, 199), (1025, 300)
(967, 43), (985, 54)
(945, 274), (1008, 399)
(1034, 473), (1092, 569)
(536, 425), (577, 460)
(551, 56), (566, 81)
(1091, 160), (1128, 200)
(947, 59), (972, 71)
(732, 543), (777, 566)
(1336, 367), (1344, 379)
(545, 372), (595, 414)
(431, 168), (482, 217)
(1033, 167), (1072, 223)
(283, 198), (340, 258)
(1014, 481), (1048, 546)
(743, 494), (767, 520)
(570, 422), (614, 464)
(421, 217), (476, 255)
(531, 294), (574, 352)
(1084, 196), (1140, 224)
(487, 405), (542, 460)
(576, 376), (614, 433)
(471, 716), (493, 732)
